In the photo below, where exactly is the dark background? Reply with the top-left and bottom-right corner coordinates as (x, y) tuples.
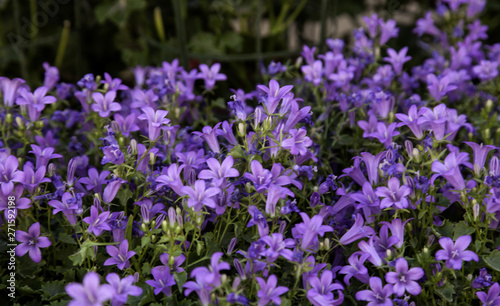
(1, 0), (499, 91)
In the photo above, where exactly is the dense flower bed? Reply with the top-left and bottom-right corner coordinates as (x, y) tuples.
(2, 0), (500, 305)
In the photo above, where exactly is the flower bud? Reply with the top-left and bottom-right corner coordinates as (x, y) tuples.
(486, 99), (493, 112)
(427, 235), (435, 247)
(5, 113), (13, 124)
(386, 249), (392, 260)
(162, 220), (168, 233)
(485, 128), (491, 140)
(35, 120), (44, 129)
(130, 139), (138, 155)
(473, 203), (480, 221)
(141, 223), (148, 232)
(324, 238), (330, 250)
(175, 226), (182, 234)
(48, 163), (56, 176)
(412, 148), (420, 162)
(15, 116), (25, 129)
(227, 238), (237, 255)
(238, 122), (246, 137)
(221, 274), (227, 285)
(279, 221), (287, 235)
(149, 152), (156, 166)
(405, 140), (413, 158)
(111, 121), (120, 134)
(151, 220), (156, 229)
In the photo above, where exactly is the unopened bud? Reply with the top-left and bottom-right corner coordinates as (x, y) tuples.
(486, 99), (493, 112)
(111, 121), (120, 134)
(149, 152), (156, 165)
(405, 140), (413, 158)
(319, 242), (324, 250)
(423, 247), (429, 254)
(238, 122), (245, 137)
(35, 120), (44, 129)
(412, 148), (420, 162)
(221, 274), (227, 285)
(427, 235), (435, 247)
(485, 128), (491, 140)
(162, 220), (168, 233)
(324, 238), (330, 250)
(151, 220), (156, 229)
(168, 254), (175, 266)
(15, 116), (25, 129)
(141, 223), (148, 232)
(5, 113), (13, 124)
(130, 139), (138, 155)
(473, 203), (480, 221)
(386, 249), (392, 259)
(175, 225), (182, 234)
(48, 163), (56, 176)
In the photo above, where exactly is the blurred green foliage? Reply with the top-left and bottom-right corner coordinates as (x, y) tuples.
(1, 0), (500, 91)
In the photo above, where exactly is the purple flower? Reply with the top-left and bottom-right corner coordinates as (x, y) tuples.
(355, 276), (393, 306)
(104, 239), (136, 270)
(0, 77), (25, 107)
(104, 273), (142, 306)
(48, 192), (80, 225)
(368, 122), (400, 148)
(29, 145), (63, 169)
(292, 212), (333, 250)
(193, 123), (222, 153)
(256, 274), (289, 306)
(16, 86), (57, 121)
(15, 222), (51, 263)
(247, 205), (269, 237)
(395, 104), (427, 139)
(431, 152), (469, 191)
(257, 79), (294, 114)
(339, 253), (370, 285)
(477, 282), (500, 306)
(385, 258), (424, 296)
(383, 47), (411, 75)
(191, 252), (230, 287)
(197, 63), (227, 90)
(43, 62), (59, 90)
(137, 107), (170, 141)
(301, 60), (323, 86)
(306, 270), (344, 306)
(435, 235), (478, 270)
(146, 267), (176, 296)
(282, 128), (313, 156)
(379, 19), (399, 45)
(339, 213), (376, 245)
(198, 156), (239, 186)
(358, 237), (383, 266)
(91, 91), (121, 118)
(375, 177), (412, 209)
(83, 206), (111, 236)
(261, 233), (295, 262)
(101, 72), (129, 91)
(103, 178), (127, 203)
(427, 74), (457, 101)
(465, 142), (496, 176)
(473, 60), (499, 81)
(181, 180), (221, 211)
(135, 199), (165, 224)
(420, 103), (448, 140)
(472, 268), (493, 289)
(379, 218), (409, 249)
(0, 185), (31, 220)
(78, 168), (110, 193)
(65, 272), (113, 306)
(360, 152), (386, 185)
(243, 160), (272, 192)
(0, 155), (25, 195)
(113, 113), (140, 137)
(156, 163), (185, 195)
(414, 12), (440, 37)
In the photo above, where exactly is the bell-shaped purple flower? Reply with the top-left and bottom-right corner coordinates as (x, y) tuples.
(16, 86), (57, 122)
(83, 206), (111, 236)
(477, 282), (500, 306)
(0, 77), (25, 107)
(257, 79), (294, 115)
(0, 155), (25, 195)
(375, 177), (412, 209)
(91, 91), (121, 118)
(198, 156), (239, 186)
(103, 273), (142, 306)
(197, 63), (227, 90)
(256, 274), (289, 306)
(306, 270), (344, 306)
(282, 128), (313, 156)
(181, 180), (221, 211)
(383, 47), (411, 75)
(137, 107), (170, 141)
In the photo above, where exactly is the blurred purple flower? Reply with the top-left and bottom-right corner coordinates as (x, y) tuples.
(65, 272), (113, 306)
(91, 91), (121, 118)
(256, 274), (289, 306)
(104, 273), (142, 306)
(197, 63), (227, 90)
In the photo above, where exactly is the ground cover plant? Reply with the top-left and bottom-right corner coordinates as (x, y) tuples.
(3, 0), (500, 305)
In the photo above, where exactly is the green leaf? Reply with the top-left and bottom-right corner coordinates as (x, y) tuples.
(174, 272), (187, 293)
(435, 282), (455, 303)
(69, 247), (87, 266)
(125, 214), (134, 243)
(433, 220), (454, 238)
(484, 250), (500, 272)
(141, 236), (151, 248)
(453, 221), (475, 240)
(117, 188), (133, 207)
(229, 145), (246, 159)
(40, 280), (66, 301)
(141, 262), (151, 276)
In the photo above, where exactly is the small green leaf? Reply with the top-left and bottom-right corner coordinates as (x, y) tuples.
(141, 236), (151, 248)
(40, 280), (66, 301)
(174, 272), (187, 293)
(435, 282), (455, 303)
(117, 188), (133, 207)
(57, 232), (77, 245)
(484, 250), (500, 272)
(453, 221), (475, 240)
